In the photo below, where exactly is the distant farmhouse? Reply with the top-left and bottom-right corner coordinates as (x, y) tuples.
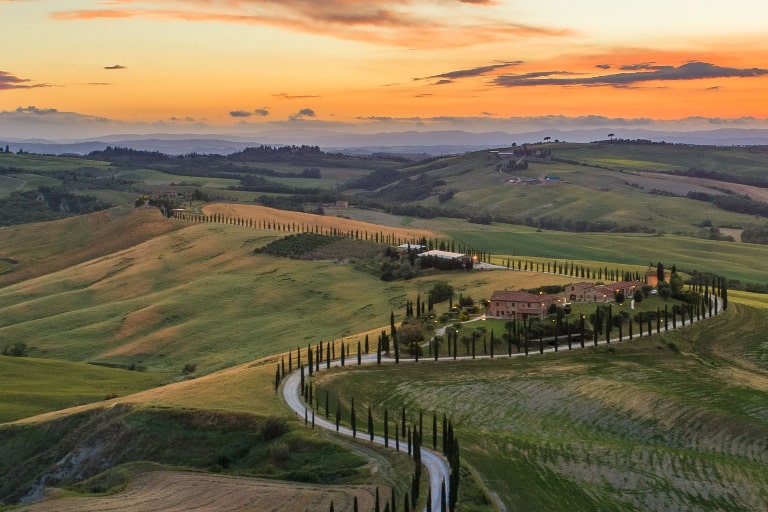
(486, 290), (556, 320)
(565, 280), (643, 303)
(487, 277), (648, 320)
(417, 250), (474, 270)
(645, 266), (671, 287)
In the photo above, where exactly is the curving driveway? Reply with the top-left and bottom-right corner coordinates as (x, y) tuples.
(281, 354), (451, 512)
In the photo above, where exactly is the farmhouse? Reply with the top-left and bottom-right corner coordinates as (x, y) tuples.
(645, 266), (671, 287)
(487, 290), (555, 320)
(417, 250), (473, 270)
(565, 280), (642, 302)
(397, 243), (426, 254)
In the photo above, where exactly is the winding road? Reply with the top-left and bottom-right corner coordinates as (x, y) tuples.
(281, 354), (451, 512)
(281, 297), (722, 511)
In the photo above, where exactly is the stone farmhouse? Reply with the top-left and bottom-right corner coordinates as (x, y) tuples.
(488, 279), (644, 320)
(486, 290), (556, 320)
(645, 266), (671, 287)
(564, 280), (643, 302)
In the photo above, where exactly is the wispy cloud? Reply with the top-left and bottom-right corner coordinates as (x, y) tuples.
(493, 62), (768, 88)
(0, 70), (49, 90)
(51, 1), (573, 48)
(104, 64), (127, 70)
(273, 92), (319, 100)
(414, 61), (523, 84)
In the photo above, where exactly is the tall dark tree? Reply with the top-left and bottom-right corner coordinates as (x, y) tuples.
(368, 405), (374, 441)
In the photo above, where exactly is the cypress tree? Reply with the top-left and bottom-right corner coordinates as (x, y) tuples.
(368, 405), (374, 442)
(384, 408), (389, 448)
(335, 401), (341, 431)
(274, 364), (280, 392)
(357, 341), (362, 365)
(432, 412), (437, 450)
(441, 479), (447, 512)
(351, 397), (356, 438)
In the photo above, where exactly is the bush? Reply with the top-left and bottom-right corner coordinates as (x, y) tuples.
(429, 282), (454, 303)
(260, 416), (288, 441)
(3, 341), (29, 357)
(182, 363), (196, 374)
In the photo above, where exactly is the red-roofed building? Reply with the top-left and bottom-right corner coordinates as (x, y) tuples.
(565, 280), (643, 302)
(487, 290), (555, 320)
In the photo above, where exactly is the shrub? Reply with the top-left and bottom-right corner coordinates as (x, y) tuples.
(429, 282), (454, 303)
(260, 416), (288, 441)
(3, 341), (29, 357)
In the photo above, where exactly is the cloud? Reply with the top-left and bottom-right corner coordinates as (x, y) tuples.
(290, 108), (316, 120)
(273, 92), (319, 100)
(14, 106), (59, 115)
(618, 62), (664, 71)
(415, 61), (523, 83)
(230, 108), (270, 117)
(493, 61), (768, 88)
(0, 70), (49, 90)
(104, 64), (127, 70)
(595, 64), (611, 70)
(51, 1), (572, 49)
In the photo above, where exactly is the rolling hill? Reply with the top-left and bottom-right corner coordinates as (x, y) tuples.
(1, 141), (768, 510)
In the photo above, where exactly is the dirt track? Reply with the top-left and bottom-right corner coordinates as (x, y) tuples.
(17, 471), (377, 512)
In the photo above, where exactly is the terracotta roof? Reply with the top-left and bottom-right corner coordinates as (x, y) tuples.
(490, 290), (548, 302)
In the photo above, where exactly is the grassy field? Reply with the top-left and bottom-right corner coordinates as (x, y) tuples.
(444, 226), (768, 284)
(0, 356), (170, 423)
(1, 202), (767, 511)
(313, 302), (768, 511)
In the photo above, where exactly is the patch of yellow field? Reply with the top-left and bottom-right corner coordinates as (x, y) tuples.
(115, 306), (165, 341)
(714, 366), (768, 393)
(201, 203), (441, 241)
(729, 290), (768, 309)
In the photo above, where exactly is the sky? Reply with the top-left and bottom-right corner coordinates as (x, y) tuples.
(2, 0), (768, 139)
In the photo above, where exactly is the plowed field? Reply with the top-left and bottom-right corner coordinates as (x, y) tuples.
(18, 471), (378, 512)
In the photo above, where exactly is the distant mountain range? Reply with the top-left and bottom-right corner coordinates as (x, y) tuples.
(3, 127), (768, 156)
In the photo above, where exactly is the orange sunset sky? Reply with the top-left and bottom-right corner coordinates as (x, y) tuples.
(2, 0), (768, 138)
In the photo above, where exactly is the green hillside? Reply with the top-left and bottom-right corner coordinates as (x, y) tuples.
(1, 142), (767, 510)
(316, 302), (768, 511)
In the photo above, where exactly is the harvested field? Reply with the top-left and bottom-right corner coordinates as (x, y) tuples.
(17, 471), (379, 512)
